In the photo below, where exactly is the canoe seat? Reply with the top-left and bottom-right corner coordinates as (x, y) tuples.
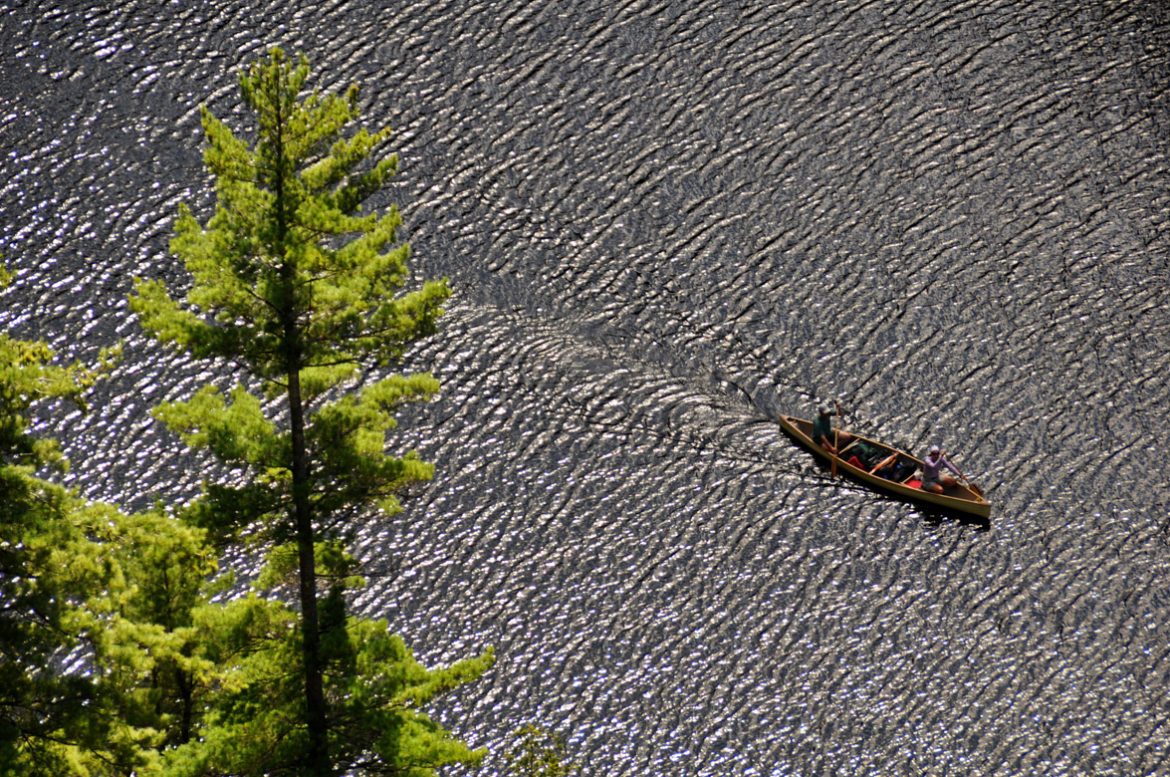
(905, 479), (922, 489)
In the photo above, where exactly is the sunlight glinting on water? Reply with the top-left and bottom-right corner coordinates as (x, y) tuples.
(1, 1), (1168, 774)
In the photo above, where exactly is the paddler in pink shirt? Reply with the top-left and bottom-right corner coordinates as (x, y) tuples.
(921, 445), (962, 493)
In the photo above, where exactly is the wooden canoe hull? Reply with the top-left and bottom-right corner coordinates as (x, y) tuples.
(778, 414), (991, 519)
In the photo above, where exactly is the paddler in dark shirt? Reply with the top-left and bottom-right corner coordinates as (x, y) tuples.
(811, 401), (850, 454)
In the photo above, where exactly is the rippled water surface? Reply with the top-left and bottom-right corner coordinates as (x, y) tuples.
(3, 1), (1169, 774)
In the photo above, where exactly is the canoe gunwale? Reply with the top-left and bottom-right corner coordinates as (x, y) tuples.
(778, 414), (991, 519)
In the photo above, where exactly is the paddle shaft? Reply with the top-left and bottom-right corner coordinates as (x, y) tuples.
(946, 454), (984, 497)
(830, 401), (842, 477)
(831, 425), (838, 477)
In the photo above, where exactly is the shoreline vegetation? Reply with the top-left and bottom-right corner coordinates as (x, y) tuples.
(2, 51), (574, 777)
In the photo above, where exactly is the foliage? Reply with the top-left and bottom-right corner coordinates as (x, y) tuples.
(0, 466), (102, 777)
(0, 273), (138, 775)
(157, 595), (494, 777)
(0, 324), (102, 472)
(502, 725), (578, 777)
(128, 45), (451, 546)
(2, 44), (495, 774)
(128, 47), (488, 776)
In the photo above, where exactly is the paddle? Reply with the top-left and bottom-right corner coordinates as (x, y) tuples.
(830, 401), (842, 478)
(957, 476), (984, 497)
(831, 425), (838, 477)
(946, 452), (984, 497)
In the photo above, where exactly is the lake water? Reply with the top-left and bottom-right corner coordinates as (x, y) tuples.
(2, 1), (1168, 774)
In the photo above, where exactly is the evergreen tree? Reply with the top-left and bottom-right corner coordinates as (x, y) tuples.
(0, 265), (139, 774)
(502, 726), (578, 777)
(0, 332), (92, 776)
(129, 48), (489, 776)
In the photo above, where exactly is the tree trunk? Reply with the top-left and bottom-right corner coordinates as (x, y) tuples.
(270, 63), (330, 774)
(176, 667), (192, 745)
(289, 364), (330, 776)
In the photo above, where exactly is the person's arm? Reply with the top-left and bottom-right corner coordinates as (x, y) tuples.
(942, 454), (962, 477)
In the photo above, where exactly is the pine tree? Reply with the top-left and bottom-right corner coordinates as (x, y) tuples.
(129, 48), (488, 776)
(0, 265), (140, 774)
(503, 726), (579, 777)
(0, 331), (93, 776)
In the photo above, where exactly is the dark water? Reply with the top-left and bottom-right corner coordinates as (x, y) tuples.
(3, 1), (1169, 774)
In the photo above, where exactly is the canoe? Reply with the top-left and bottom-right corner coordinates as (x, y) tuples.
(778, 414), (991, 519)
